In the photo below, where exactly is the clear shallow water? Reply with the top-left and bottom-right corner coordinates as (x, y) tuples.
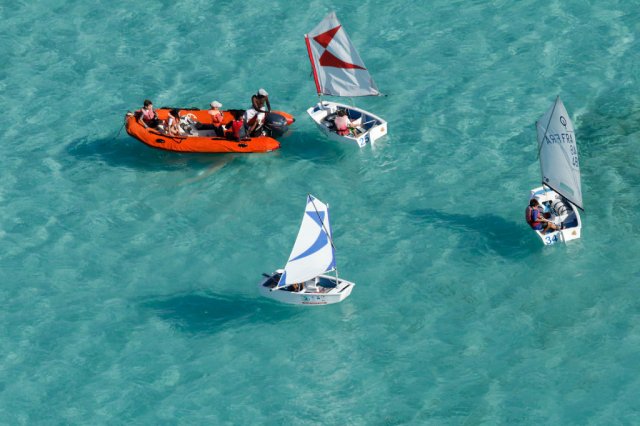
(1, 0), (640, 424)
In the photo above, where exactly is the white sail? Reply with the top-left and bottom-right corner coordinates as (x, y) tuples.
(277, 195), (336, 288)
(536, 97), (583, 210)
(305, 12), (379, 97)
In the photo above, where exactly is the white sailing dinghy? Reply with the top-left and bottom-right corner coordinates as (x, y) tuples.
(259, 195), (355, 305)
(304, 12), (387, 148)
(528, 96), (583, 245)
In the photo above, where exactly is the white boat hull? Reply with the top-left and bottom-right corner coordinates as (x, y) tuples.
(258, 270), (355, 306)
(306, 101), (387, 148)
(529, 186), (582, 245)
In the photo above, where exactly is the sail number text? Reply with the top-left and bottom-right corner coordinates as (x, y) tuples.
(545, 132), (579, 168)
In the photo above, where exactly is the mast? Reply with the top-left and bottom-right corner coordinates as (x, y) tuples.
(326, 202), (339, 285)
(305, 34), (322, 95)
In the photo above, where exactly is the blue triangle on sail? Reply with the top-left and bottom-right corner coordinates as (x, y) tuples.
(289, 228), (329, 262)
(277, 270), (287, 287)
(306, 210), (326, 227)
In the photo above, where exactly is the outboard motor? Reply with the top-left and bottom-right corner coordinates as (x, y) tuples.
(263, 113), (289, 138)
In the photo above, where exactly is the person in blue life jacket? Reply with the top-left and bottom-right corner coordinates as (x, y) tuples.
(526, 198), (560, 233)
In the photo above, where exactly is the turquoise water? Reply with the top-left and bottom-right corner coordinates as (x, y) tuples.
(2, 0), (640, 423)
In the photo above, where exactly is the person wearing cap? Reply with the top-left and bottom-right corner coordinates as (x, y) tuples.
(208, 100), (225, 137)
(251, 88), (271, 113)
(244, 89), (270, 137)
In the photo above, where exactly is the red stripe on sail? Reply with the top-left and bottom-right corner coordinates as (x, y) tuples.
(319, 50), (366, 70)
(305, 35), (322, 94)
(313, 25), (341, 48)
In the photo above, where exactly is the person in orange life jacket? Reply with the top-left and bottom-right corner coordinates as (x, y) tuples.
(166, 109), (182, 136)
(225, 110), (246, 141)
(526, 198), (560, 233)
(251, 88), (271, 113)
(334, 109), (354, 136)
(136, 99), (161, 129)
(208, 100), (225, 137)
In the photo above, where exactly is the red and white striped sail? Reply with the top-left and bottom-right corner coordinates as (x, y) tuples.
(305, 12), (380, 97)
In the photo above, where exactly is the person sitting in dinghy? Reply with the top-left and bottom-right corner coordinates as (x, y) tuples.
(225, 110), (246, 141)
(136, 99), (161, 129)
(207, 101), (225, 137)
(244, 88), (273, 136)
(526, 199), (560, 233)
(243, 107), (265, 137)
(165, 109), (182, 136)
(334, 109), (355, 136)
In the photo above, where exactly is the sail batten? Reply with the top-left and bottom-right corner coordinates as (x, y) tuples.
(277, 195), (336, 288)
(305, 12), (379, 97)
(536, 97), (583, 210)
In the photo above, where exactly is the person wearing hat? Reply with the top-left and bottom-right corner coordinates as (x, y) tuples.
(251, 88), (271, 113)
(208, 100), (225, 137)
(243, 89), (271, 137)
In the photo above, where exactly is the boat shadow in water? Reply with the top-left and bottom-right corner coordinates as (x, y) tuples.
(67, 136), (237, 172)
(407, 208), (533, 258)
(279, 129), (351, 165)
(141, 292), (302, 335)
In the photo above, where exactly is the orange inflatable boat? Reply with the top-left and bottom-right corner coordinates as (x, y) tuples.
(125, 108), (295, 153)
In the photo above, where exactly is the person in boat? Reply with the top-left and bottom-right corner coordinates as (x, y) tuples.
(136, 99), (161, 129)
(166, 108), (182, 136)
(334, 109), (355, 136)
(207, 101), (225, 137)
(243, 107), (265, 137)
(526, 198), (560, 233)
(225, 109), (246, 142)
(251, 88), (271, 113)
(243, 89), (270, 136)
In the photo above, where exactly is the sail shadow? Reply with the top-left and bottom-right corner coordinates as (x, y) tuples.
(407, 208), (533, 258)
(66, 136), (237, 171)
(141, 291), (302, 334)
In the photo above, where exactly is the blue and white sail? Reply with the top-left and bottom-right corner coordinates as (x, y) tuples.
(277, 195), (336, 288)
(536, 96), (583, 210)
